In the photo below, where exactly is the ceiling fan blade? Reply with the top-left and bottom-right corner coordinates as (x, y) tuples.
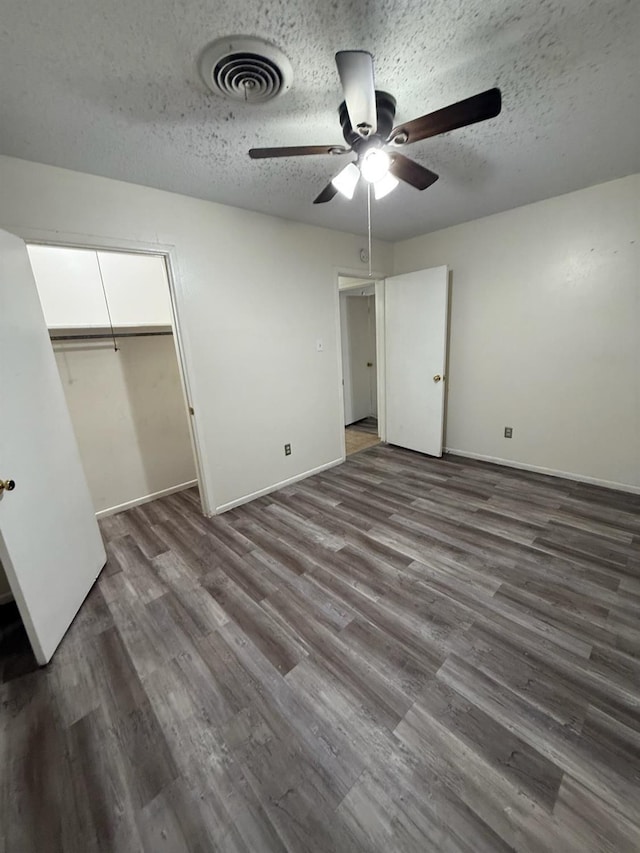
(389, 154), (439, 190)
(249, 145), (349, 159)
(335, 51), (377, 136)
(313, 182), (339, 204)
(390, 88), (502, 145)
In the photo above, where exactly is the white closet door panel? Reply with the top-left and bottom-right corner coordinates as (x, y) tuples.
(0, 229), (106, 664)
(27, 245), (109, 328)
(98, 252), (172, 327)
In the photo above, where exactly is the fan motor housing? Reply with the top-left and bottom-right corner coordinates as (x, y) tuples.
(340, 91), (397, 149)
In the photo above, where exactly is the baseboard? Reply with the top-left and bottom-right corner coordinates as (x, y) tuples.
(0, 591), (14, 605)
(214, 458), (344, 515)
(444, 448), (640, 495)
(95, 480), (199, 519)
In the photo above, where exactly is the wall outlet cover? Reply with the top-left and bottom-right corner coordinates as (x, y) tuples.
(284, 443), (292, 456)
(504, 427), (513, 438)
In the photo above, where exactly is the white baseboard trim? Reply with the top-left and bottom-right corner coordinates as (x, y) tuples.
(214, 458), (344, 515)
(444, 448), (640, 495)
(95, 480), (199, 519)
(0, 591), (14, 605)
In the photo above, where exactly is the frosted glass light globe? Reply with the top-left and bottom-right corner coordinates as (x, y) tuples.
(331, 162), (360, 199)
(374, 172), (399, 199)
(360, 148), (390, 183)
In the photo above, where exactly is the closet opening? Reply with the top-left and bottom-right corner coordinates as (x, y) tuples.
(25, 244), (203, 520)
(338, 275), (382, 457)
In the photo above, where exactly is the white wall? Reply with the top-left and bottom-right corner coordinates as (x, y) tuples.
(394, 175), (640, 492)
(94, 250), (173, 327)
(28, 245), (110, 328)
(0, 156), (392, 513)
(52, 336), (196, 515)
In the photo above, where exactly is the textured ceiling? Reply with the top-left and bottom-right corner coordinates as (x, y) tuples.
(1, 0), (638, 241)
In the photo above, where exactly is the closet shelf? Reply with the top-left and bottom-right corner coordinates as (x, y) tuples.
(49, 324), (172, 341)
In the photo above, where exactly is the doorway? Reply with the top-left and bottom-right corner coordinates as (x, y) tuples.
(1, 235), (206, 661)
(25, 244), (202, 518)
(338, 276), (382, 456)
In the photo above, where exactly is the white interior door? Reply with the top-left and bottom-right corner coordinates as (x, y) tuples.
(341, 293), (376, 425)
(385, 266), (449, 456)
(367, 296), (377, 419)
(0, 229), (106, 664)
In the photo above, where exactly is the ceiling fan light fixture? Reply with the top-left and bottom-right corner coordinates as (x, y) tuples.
(247, 50), (501, 209)
(331, 162), (360, 199)
(373, 172), (399, 199)
(360, 148), (390, 183)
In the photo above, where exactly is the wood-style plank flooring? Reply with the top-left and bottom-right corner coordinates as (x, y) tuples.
(346, 416), (379, 436)
(345, 429), (381, 456)
(345, 417), (381, 456)
(2, 445), (640, 852)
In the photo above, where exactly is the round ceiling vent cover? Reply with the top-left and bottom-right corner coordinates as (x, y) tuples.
(199, 37), (293, 103)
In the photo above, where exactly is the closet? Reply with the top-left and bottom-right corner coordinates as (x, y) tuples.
(26, 245), (198, 516)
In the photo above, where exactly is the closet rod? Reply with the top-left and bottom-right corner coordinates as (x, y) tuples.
(50, 331), (173, 342)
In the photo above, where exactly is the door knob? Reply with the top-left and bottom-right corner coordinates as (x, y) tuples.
(433, 374), (442, 383)
(0, 479), (15, 493)
(367, 362), (373, 367)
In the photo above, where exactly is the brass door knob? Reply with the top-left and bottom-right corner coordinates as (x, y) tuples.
(433, 374), (442, 383)
(0, 479), (15, 493)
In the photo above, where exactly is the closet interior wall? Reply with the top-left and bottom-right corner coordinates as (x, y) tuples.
(0, 556), (11, 605)
(26, 245), (197, 517)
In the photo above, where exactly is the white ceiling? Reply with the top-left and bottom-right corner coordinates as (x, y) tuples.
(1, 0), (638, 241)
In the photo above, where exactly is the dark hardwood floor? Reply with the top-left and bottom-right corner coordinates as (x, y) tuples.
(346, 416), (379, 436)
(345, 417), (381, 456)
(2, 445), (639, 851)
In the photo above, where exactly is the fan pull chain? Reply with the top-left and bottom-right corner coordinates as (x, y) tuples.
(367, 182), (372, 278)
(96, 253), (118, 352)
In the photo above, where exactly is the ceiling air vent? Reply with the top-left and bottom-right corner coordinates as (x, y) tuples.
(199, 37), (293, 103)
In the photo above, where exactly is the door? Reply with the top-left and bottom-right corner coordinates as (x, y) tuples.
(385, 266), (449, 456)
(367, 296), (377, 418)
(0, 229), (106, 664)
(341, 293), (376, 425)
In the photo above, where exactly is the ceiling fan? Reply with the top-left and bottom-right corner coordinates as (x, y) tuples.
(249, 51), (502, 204)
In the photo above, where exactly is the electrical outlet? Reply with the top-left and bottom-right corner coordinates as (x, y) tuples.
(284, 443), (292, 456)
(504, 427), (513, 438)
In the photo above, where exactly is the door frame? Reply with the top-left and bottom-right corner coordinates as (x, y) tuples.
(15, 227), (211, 516)
(334, 268), (386, 461)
